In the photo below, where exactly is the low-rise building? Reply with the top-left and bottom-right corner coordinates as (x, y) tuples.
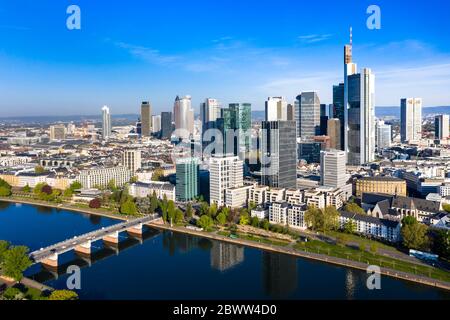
(129, 181), (176, 201)
(77, 166), (131, 189)
(355, 176), (407, 198)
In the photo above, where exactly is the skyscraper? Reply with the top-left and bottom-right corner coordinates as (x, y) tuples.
(160, 112), (173, 139)
(320, 150), (347, 188)
(209, 155), (244, 206)
(152, 115), (161, 135)
(343, 28), (358, 153)
(327, 118), (341, 150)
(265, 97), (288, 121)
(347, 68), (376, 165)
(141, 101), (152, 137)
(261, 120), (297, 189)
(376, 120), (392, 149)
(101, 105), (111, 140)
(400, 98), (422, 143)
(173, 95), (195, 139)
(176, 157), (199, 202)
(333, 83), (345, 150)
(295, 92), (321, 139)
(201, 98), (221, 153)
(435, 114), (450, 140)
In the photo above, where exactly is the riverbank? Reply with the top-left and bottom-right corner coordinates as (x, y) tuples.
(2, 197), (450, 292)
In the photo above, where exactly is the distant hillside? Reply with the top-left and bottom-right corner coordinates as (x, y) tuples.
(376, 106), (450, 118)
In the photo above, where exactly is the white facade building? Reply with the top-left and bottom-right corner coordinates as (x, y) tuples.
(400, 98), (422, 143)
(265, 96), (288, 121)
(209, 155), (244, 206)
(102, 105), (112, 140)
(320, 150), (347, 188)
(77, 166), (131, 189)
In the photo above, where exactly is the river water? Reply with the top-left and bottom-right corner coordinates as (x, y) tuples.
(0, 201), (448, 300)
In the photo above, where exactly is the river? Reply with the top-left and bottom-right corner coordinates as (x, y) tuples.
(0, 201), (449, 300)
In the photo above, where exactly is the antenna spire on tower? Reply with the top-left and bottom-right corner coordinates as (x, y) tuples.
(350, 26), (353, 46)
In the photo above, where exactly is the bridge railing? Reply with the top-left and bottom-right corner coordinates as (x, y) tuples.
(30, 214), (159, 258)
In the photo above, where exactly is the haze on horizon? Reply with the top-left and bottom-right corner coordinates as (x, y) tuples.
(0, 0), (450, 117)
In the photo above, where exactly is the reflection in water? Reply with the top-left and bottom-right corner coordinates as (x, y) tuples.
(210, 242), (244, 272)
(0, 201), (11, 211)
(89, 214), (102, 225)
(36, 205), (53, 215)
(345, 269), (357, 300)
(162, 231), (200, 255)
(262, 252), (298, 299)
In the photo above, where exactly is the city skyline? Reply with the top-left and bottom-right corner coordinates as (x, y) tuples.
(1, 1), (450, 117)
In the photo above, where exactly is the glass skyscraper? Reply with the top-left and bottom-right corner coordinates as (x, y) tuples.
(261, 120), (297, 189)
(333, 83), (345, 150)
(175, 157), (199, 202)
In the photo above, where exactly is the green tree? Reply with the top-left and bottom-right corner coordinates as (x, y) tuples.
(209, 203), (218, 218)
(402, 216), (417, 226)
(130, 176), (138, 183)
(2, 287), (22, 300)
(33, 182), (46, 195)
(149, 192), (159, 214)
(343, 221), (356, 234)
(0, 186), (11, 197)
(160, 194), (169, 222)
(152, 168), (164, 181)
(34, 165), (45, 174)
(185, 203), (193, 219)
(48, 290), (79, 300)
(248, 201), (257, 212)
(431, 229), (450, 260)
(443, 204), (450, 213)
(107, 179), (117, 191)
(261, 219), (270, 231)
(22, 184), (31, 193)
(63, 188), (73, 198)
(216, 212), (227, 225)
(199, 202), (209, 216)
(304, 207), (323, 231)
(0, 240), (11, 265)
(251, 216), (260, 228)
(69, 181), (82, 191)
(344, 202), (365, 215)
(174, 209), (184, 224)
(239, 213), (250, 226)
(167, 201), (176, 223)
(322, 206), (340, 233)
(401, 220), (430, 250)
(197, 215), (213, 230)
(2, 246), (32, 281)
(120, 199), (138, 216)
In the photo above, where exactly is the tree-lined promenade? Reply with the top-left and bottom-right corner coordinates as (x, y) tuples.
(0, 177), (449, 293)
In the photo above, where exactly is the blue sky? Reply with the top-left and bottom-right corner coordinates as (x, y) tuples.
(0, 0), (450, 116)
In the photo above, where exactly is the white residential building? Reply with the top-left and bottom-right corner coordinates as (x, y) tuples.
(128, 182), (176, 201)
(320, 150), (347, 188)
(122, 149), (142, 174)
(209, 155), (244, 206)
(77, 166), (131, 189)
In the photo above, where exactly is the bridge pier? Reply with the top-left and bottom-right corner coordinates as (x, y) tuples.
(74, 240), (92, 255)
(103, 231), (120, 245)
(41, 253), (59, 269)
(127, 223), (144, 236)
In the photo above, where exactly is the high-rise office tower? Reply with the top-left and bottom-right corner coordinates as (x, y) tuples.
(122, 149), (142, 173)
(287, 103), (295, 121)
(435, 114), (450, 140)
(152, 115), (161, 134)
(209, 155), (244, 206)
(343, 28), (358, 153)
(136, 118), (142, 137)
(347, 68), (376, 165)
(327, 118), (341, 150)
(376, 120), (392, 149)
(101, 105), (111, 140)
(265, 97), (288, 121)
(176, 157), (199, 202)
(320, 150), (347, 188)
(141, 101), (152, 137)
(201, 98), (221, 153)
(49, 125), (66, 141)
(333, 83), (345, 150)
(160, 112), (173, 139)
(173, 95), (195, 139)
(400, 98), (422, 143)
(295, 92), (321, 139)
(217, 103), (252, 160)
(261, 120), (297, 189)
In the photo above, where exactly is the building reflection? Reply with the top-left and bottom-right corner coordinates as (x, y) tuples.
(210, 242), (244, 272)
(162, 231), (199, 255)
(262, 252), (298, 299)
(345, 269), (356, 300)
